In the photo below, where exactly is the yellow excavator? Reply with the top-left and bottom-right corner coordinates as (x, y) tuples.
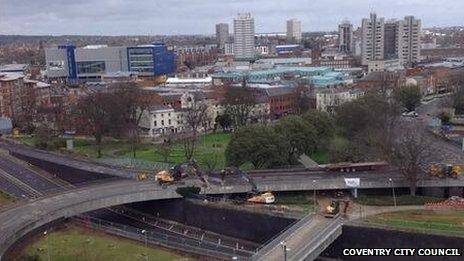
(428, 164), (462, 179)
(154, 160), (209, 187)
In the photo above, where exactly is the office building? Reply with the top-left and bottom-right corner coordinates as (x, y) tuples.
(45, 43), (175, 82)
(361, 13), (385, 65)
(398, 16), (421, 65)
(286, 19), (302, 43)
(338, 19), (353, 53)
(234, 13), (255, 60)
(215, 23), (229, 50)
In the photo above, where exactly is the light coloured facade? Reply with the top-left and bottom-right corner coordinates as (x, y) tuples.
(234, 13), (255, 60)
(367, 59), (403, 73)
(338, 19), (353, 53)
(316, 88), (365, 113)
(215, 23), (229, 50)
(398, 16), (421, 65)
(139, 106), (190, 137)
(286, 19), (302, 43)
(361, 13), (385, 65)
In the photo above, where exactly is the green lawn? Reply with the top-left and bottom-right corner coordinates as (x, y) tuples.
(129, 133), (230, 170)
(364, 210), (464, 237)
(275, 193), (316, 213)
(18, 132), (328, 171)
(22, 226), (193, 261)
(354, 195), (444, 206)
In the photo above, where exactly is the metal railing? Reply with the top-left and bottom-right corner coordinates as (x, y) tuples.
(251, 213), (314, 260)
(0, 178), (131, 212)
(72, 216), (254, 260)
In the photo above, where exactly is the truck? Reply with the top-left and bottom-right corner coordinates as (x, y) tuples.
(247, 192), (275, 204)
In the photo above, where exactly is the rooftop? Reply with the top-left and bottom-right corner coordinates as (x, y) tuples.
(165, 77), (212, 84)
(0, 72), (24, 81)
(0, 64), (28, 72)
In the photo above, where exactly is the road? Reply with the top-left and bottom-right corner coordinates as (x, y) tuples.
(416, 96), (464, 164)
(0, 152), (256, 260)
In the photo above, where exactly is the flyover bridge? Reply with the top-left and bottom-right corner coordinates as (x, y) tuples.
(1, 173), (464, 260)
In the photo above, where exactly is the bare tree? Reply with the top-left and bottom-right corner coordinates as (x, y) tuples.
(222, 86), (257, 128)
(74, 91), (112, 158)
(182, 135), (197, 160)
(158, 134), (173, 163)
(111, 83), (154, 158)
(182, 93), (208, 160)
(389, 123), (434, 196)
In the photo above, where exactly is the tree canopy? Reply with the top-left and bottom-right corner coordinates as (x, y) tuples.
(394, 85), (422, 112)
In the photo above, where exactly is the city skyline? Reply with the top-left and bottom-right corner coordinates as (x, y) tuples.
(2, 0), (464, 36)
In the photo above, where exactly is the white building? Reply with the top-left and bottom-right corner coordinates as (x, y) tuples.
(338, 19), (353, 53)
(286, 19), (302, 43)
(367, 59), (404, 73)
(361, 13), (385, 65)
(398, 16), (421, 65)
(316, 88), (365, 112)
(234, 13), (255, 60)
(139, 105), (184, 137)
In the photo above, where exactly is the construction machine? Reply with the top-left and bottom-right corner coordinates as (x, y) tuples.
(247, 192), (275, 204)
(221, 167), (275, 204)
(428, 164), (462, 179)
(155, 170), (175, 184)
(155, 159), (210, 187)
(324, 200), (340, 218)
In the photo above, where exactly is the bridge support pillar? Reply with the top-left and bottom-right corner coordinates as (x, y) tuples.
(351, 188), (358, 198)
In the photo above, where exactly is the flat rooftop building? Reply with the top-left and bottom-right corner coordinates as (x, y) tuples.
(45, 43), (175, 82)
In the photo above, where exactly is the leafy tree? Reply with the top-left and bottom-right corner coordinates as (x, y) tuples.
(226, 125), (289, 169)
(335, 92), (401, 160)
(328, 137), (367, 163)
(394, 85), (422, 112)
(273, 115), (317, 163)
(302, 110), (335, 150)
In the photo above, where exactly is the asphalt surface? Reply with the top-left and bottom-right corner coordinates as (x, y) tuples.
(416, 96), (464, 164)
(0, 153), (257, 259)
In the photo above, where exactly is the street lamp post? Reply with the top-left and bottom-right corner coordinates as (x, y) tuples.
(389, 178), (397, 207)
(44, 231), (51, 261)
(312, 180), (317, 214)
(141, 229), (148, 261)
(280, 241), (287, 261)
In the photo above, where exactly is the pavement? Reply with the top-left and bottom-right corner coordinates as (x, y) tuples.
(253, 199), (427, 261)
(416, 96), (464, 164)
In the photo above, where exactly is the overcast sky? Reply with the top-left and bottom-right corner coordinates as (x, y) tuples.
(1, 0), (463, 35)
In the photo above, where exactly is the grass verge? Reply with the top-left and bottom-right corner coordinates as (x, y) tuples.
(354, 195), (443, 206)
(364, 210), (464, 237)
(22, 225), (193, 261)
